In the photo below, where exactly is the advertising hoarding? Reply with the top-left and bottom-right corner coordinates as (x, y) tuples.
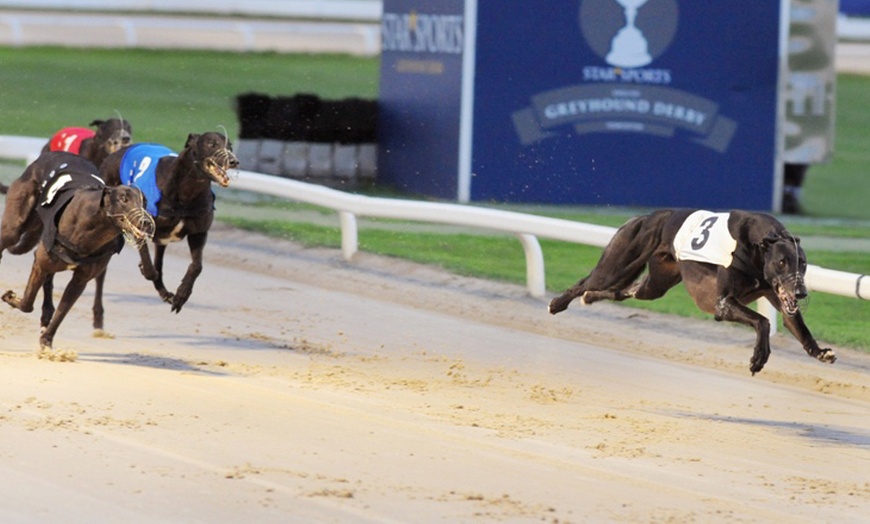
(379, 1), (789, 210)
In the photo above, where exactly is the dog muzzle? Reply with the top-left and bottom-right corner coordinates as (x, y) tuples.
(772, 274), (805, 316)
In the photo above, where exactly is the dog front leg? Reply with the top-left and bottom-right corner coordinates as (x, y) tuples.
(715, 296), (771, 375)
(781, 311), (836, 365)
(138, 242), (158, 281)
(171, 233), (206, 314)
(138, 242), (174, 305)
(152, 243), (175, 305)
(39, 270), (90, 351)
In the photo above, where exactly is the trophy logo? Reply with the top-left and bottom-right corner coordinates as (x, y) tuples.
(579, 0), (679, 69)
(606, 0), (652, 68)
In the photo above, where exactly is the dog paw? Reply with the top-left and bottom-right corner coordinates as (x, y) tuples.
(170, 295), (189, 314)
(2, 290), (18, 307)
(92, 329), (115, 340)
(158, 291), (175, 304)
(817, 348), (837, 364)
(749, 357), (766, 376)
(548, 296), (569, 315)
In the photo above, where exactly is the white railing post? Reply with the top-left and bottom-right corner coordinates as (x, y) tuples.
(516, 233), (545, 298)
(338, 210), (358, 261)
(756, 298), (778, 335)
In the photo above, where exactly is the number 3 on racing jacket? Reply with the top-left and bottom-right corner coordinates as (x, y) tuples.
(119, 143), (176, 217)
(672, 211), (737, 267)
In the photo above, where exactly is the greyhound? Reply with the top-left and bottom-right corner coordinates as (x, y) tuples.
(0, 118), (132, 196)
(2, 154), (153, 351)
(549, 209), (836, 375)
(100, 132), (238, 313)
(42, 118), (133, 168)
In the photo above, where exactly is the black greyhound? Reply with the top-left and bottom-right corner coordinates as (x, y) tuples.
(0, 118), (132, 195)
(42, 118), (133, 168)
(0, 152), (135, 334)
(0, 118), (133, 331)
(2, 154), (153, 351)
(549, 209), (836, 375)
(100, 132), (238, 313)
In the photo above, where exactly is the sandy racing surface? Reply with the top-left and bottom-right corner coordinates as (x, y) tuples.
(2, 221), (870, 523)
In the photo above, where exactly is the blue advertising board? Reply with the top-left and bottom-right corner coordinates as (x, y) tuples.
(378, 1), (787, 210)
(378, 0), (468, 200)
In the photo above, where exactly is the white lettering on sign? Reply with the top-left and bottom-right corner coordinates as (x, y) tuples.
(382, 12), (464, 54)
(653, 102), (707, 127)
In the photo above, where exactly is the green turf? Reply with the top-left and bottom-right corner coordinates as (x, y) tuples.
(2, 46), (868, 350)
(802, 74), (870, 219)
(0, 47), (379, 148)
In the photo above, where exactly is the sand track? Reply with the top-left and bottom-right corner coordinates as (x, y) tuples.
(2, 223), (870, 523)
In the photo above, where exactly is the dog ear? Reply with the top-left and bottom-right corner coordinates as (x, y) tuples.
(760, 232), (780, 251)
(186, 133), (201, 149)
(89, 119), (105, 128)
(100, 185), (110, 209)
(784, 233), (801, 244)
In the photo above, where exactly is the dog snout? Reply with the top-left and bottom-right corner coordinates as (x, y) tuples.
(795, 284), (808, 300)
(227, 151), (239, 169)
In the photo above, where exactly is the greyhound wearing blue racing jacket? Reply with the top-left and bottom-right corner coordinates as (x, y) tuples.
(100, 132), (238, 313)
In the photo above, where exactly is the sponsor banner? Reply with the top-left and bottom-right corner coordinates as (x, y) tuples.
(377, 0), (797, 210)
(469, 0), (784, 209)
(378, 0), (467, 199)
(513, 84), (737, 153)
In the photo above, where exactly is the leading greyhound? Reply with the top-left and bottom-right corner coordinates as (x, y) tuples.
(549, 209), (836, 375)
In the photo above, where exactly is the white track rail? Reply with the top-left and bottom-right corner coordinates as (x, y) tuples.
(1, 135), (866, 307)
(0, 11), (380, 54)
(0, 1), (382, 21)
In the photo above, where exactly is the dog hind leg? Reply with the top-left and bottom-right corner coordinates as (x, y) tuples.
(152, 244), (175, 304)
(1, 213), (42, 257)
(548, 277), (590, 313)
(2, 247), (53, 315)
(40, 275), (55, 330)
(92, 269), (106, 333)
(0, 178), (41, 257)
(549, 215), (662, 313)
(618, 253), (681, 302)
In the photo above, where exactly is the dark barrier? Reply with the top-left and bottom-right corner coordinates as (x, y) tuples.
(234, 93), (378, 187)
